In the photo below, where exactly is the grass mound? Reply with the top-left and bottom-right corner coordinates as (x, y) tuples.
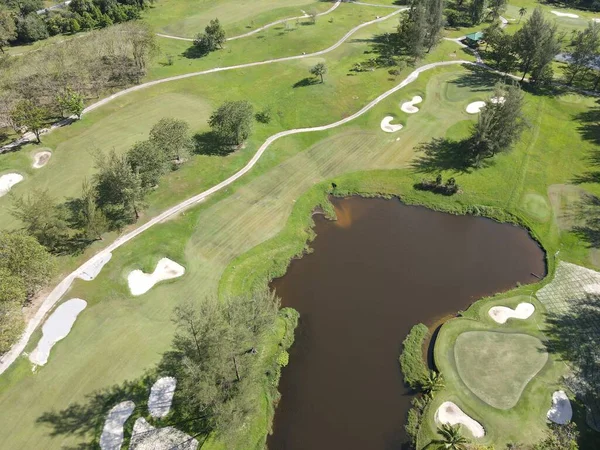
(454, 331), (548, 410)
(521, 192), (551, 222)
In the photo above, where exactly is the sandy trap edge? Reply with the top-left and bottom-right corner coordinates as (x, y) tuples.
(100, 401), (135, 450)
(488, 302), (535, 324)
(401, 95), (423, 114)
(29, 298), (87, 366)
(0, 173), (23, 197)
(33, 151), (52, 168)
(128, 257), (185, 296)
(149, 376), (177, 418)
(547, 390), (573, 424)
(380, 116), (403, 133)
(435, 401), (485, 438)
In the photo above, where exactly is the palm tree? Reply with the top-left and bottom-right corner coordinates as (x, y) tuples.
(435, 423), (469, 450)
(518, 7), (527, 23)
(422, 370), (445, 396)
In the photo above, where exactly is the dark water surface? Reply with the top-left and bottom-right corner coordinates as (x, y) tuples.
(267, 196), (545, 450)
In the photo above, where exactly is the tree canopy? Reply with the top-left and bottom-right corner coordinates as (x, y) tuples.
(208, 100), (254, 146)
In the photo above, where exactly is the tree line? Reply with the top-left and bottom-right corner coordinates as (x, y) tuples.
(0, 0), (152, 49)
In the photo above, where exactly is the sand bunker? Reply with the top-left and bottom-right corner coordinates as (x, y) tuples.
(547, 390), (573, 424)
(149, 376), (177, 418)
(466, 101), (486, 114)
(128, 258), (185, 296)
(594, 18), (600, 23)
(380, 116), (403, 133)
(130, 418), (198, 450)
(551, 10), (579, 18)
(32, 151), (52, 168)
(0, 173), (23, 197)
(100, 401), (135, 450)
(78, 253), (112, 281)
(29, 298), (87, 366)
(488, 302), (535, 324)
(401, 95), (423, 114)
(435, 401), (485, 438)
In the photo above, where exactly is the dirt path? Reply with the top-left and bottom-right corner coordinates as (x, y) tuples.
(0, 56), (475, 375)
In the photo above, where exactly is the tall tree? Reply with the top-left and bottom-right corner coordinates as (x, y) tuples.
(514, 7), (561, 82)
(94, 150), (146, 223)
(469, 0), (486, 25)
(488, 0), (507, 20)
(10, 99), (47, 143)
(309, 62), (327, 83)
(0, 230), (55, 297)
(0, 267), (26, 305)
(0, 300), (24, 354)
(487, 31), (518, 72)
(564, 22), (600, 85)
(518, 7), (527, 23)
(194, 18), (226, 53)
(469, 82), (526, 164)
(424, 0), (444, 52)
(11, 189), (71, 253)
(148, 118), (192, 164)
(398, 0), (426, 60)
(127, 140), (168, 187)
(77, 179), (109, 241)
(208, 100), (254, 146)
(0, 6), (17, 53)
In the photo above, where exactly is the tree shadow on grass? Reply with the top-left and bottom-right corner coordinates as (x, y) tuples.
(573, 100), (600, 147)
(544, 295), (600, 436)
(570, 193), (600, 249)
(181, 45), (208, 60)
(293, 77), (320, 88)
(193, 131), (235, 156)
(411, 138), (475, 173)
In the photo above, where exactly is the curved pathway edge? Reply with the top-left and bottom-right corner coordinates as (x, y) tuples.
(0, 58), (475, 375)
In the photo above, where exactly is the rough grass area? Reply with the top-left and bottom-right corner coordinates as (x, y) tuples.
(454, 331), (549, 410)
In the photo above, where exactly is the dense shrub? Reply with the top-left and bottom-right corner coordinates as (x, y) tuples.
(399, 323), (430, 390)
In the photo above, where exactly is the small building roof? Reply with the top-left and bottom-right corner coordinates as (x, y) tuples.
(465, 31), (484, 41)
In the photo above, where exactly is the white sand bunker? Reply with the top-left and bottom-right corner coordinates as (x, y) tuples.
(380, 116), (403, 133)
(594, 18), (600, 23)
(29, 298), (87, 366)
(149, 377), (177, 418)
(130, 417), (198, 450)
(466, 101), (486, 114)
(0, 173), (23, 197)
(401, 95), (423, 114)
(435, 401), (485, 438)
(78, 253), (112, 281)
(100, 401), (135, 450)
(32, 151), (52, 168)
(128, 258), (185, 296)
(551, 10), (579, 18)
(547, 390), (573, 424)
(488, 302), (535, 324)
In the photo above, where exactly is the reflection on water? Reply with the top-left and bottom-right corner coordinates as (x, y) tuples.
(268, 196), (546, 450)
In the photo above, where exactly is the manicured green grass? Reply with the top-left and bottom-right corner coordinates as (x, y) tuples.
(454, 330), (549, 410)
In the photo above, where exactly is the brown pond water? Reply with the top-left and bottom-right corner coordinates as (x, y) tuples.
(267, 196), (546, 450)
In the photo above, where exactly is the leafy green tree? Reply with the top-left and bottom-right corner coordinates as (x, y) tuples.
(208, 100), (254, 146)
(0, 230), (55, 297)
(514, 7), (561, 82)
(172, 290), (279, 441)
(94, 150), (146, 223)
(309, 62), (327, 83)
(11, 189), (71, 253)
(16, 13), (48, 42)
(148, 117), (192, 164)
(564, 22), (600, 85)
(421, 370), (444, 396)
(435, 423), (469, 450)
(469, 82), (526, 164)
(77, 179), (109, 241)
(57, 88), (85, 119)
(424, 0), (444, 52)
(0, 300), (24, 354)
(469, 0), (486, 25)
(488, 0), (507, 20)
(0, 7), (17, 53)
(487, 31), (517, 72)
(0, 267), (26, 305)
(127, 140), (168, 187)
(194, 18), (225, 53)
(398, 0), (426, 60)
(533, 423), (579, 450)
(10, 99), (47, 143)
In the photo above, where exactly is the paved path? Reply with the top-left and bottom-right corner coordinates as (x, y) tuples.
(1, 6), (405, 152)
(156, 0), (342, 42)
(0, 56), (475, 374)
